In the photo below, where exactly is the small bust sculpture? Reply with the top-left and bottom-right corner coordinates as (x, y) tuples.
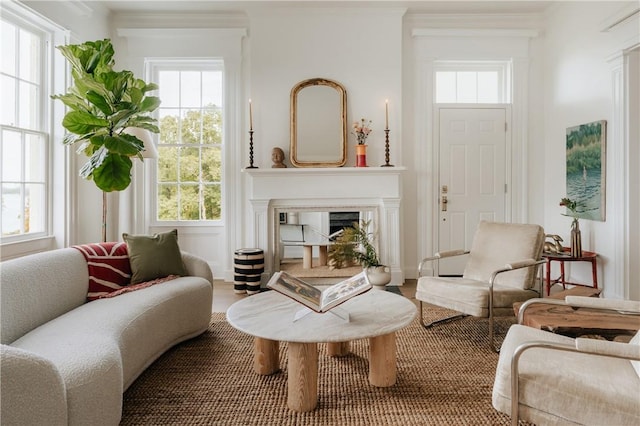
(271, 147), (287, 168)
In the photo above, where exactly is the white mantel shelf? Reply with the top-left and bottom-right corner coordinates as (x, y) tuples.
(243, 166), (406, 175)
(243, 167), (406, 201)
(244, 166), (406, 285)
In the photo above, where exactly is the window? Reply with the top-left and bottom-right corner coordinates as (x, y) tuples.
(1, 15), (49, 241)
(434, 61), (511, 103)
(152, 62), (223, 222)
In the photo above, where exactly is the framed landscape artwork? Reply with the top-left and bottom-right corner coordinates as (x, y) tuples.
(565, 120), (606, 221)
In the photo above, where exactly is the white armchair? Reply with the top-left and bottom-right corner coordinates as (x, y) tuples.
(493, 296), (640, 425)
(416, 221), (546, 352)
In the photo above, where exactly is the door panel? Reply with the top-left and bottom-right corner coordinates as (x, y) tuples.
(438, 107), (507, 276)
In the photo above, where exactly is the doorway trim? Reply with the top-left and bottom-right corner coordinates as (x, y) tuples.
(412, 29), (536, 276)
(432, 104), (512, 275)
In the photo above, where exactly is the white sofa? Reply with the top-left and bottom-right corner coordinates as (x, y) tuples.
(1, 247), (213, 426)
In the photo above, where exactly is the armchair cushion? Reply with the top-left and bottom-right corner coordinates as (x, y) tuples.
(493, 324), (640, 425)
(464, 221), (544, 290)
(417, 277), (537, 317)
(631, 330), (640, 378)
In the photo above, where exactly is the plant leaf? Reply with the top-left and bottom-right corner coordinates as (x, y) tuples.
(79, 145), (108, 179)
(85, 90), (112, 116)
(140, 96), (161, 113)
(104, 133), (144, 156)
(129, 87), (143, 105)
(142, 82), (159, 93)
(92, 154), (132, 192)
(62, 111), (109, 135)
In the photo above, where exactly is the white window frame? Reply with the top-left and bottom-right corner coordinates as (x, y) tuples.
(1, 5), (55, 247)
(147, 59), (225, 227)
(433, 61), (512, 104)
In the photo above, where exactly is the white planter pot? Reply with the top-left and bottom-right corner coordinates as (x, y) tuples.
(365, 266), (392, 289)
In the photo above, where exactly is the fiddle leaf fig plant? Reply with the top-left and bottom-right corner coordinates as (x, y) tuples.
(52, 39), (160, 192)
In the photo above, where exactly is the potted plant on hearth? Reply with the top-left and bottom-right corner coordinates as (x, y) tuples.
(328, 220), (391, 287)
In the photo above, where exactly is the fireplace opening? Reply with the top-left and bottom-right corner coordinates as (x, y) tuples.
(329, 211), (360, 235)
(275, 209), (374, 279)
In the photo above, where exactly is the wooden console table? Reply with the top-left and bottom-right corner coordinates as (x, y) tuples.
(543, 247), (598, 296)
(514, 288), (640, 341)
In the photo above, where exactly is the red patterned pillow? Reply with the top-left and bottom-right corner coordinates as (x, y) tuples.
(73, 242), (132, 301)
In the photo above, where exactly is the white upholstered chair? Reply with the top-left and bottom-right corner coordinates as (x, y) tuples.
(493, 296), (640, 425)
(416, 221), (546, 352)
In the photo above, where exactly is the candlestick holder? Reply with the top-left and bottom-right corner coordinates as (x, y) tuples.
(381, 128), (394, 167)
(246, 129), (258, 169)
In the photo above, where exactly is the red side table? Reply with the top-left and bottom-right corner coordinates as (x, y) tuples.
(543, 247), (598, 296)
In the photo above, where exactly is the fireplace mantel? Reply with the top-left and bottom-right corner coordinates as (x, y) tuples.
(244, 167), (406, 285)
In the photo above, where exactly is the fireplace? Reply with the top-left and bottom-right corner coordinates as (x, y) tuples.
(244, 167), (406, 285)
(329, 211), (360, 235)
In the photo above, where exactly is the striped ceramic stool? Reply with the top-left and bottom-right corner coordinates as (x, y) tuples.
(233, 248), (264, 295)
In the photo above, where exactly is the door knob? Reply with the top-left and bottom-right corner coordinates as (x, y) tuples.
(441, 195), (448, 211)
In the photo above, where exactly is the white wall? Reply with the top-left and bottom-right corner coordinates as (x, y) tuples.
(247, 7), (405, 170)
(542, 1), (639, 299)
(241, 7), (406, 279)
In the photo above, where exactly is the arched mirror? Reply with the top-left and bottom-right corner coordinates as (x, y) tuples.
(290, 78), (347, 167)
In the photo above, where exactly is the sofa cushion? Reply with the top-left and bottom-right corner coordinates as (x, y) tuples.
(0, 248), (89, 345)
(73, 242), (132, 301)
(123, 229), (186, 284)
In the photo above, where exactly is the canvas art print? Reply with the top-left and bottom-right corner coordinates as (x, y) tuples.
(565, 120), (606, 221)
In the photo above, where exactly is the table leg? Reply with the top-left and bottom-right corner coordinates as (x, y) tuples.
(369, 332), (396, 387)
(327, 341), (350, 357)
(591, 258), (598, 289)
(545, 259), (551, 296)
(302, 246), (313, 269)
(287, 342), (318, 412)
(318, 245), (328, 266)
(254, 337), (279, 375)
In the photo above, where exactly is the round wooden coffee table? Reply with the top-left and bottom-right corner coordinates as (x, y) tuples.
(226, 289), (417, 412)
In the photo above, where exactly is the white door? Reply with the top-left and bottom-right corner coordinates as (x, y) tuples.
(437, 107), (508, 276)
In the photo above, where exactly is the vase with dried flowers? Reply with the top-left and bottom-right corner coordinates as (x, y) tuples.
(352, 118), (372, 167)
(560, 197), (583, 257)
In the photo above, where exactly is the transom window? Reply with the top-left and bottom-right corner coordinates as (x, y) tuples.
(1, 15), (48, 240)
(434, 61), (511, 103)
(151, 61), (223, 222)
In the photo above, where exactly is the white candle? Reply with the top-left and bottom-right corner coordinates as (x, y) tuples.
(249, 99), (253, 130)
(385, 99), (389, 129)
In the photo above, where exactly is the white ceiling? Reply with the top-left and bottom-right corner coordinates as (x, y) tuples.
(93, 0), (555, 14)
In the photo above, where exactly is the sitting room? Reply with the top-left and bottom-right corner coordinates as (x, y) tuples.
(1, 0), (639, 424)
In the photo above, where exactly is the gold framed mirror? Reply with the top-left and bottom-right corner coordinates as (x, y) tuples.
(290, 78), (347, 167)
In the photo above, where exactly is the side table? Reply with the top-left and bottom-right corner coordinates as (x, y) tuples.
(543, 247), (598, 296)
(513, 287), (640, 341)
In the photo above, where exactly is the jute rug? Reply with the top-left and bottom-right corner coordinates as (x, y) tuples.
(121, 303), (515, 425)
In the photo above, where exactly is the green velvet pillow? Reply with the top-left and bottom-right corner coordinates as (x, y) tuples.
(123, 229), (186, 284)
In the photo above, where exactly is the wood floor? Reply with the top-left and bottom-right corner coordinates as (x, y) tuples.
(212, 279), (418, 313)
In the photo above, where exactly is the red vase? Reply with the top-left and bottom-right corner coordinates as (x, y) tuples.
(356, 144), (367, 167)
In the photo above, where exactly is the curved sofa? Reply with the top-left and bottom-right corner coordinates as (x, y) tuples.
(1, 247), (213, 425)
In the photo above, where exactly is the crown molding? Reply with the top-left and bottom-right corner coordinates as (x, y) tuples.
(600, 3), (639, 32)
(116, 27), (247, 40)
(405, 12), (543, 30)
(112, 11), (248, 29)
(412, 28), (539, 39)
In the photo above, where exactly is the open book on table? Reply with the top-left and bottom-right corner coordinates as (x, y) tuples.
(266, 270), (372, 313)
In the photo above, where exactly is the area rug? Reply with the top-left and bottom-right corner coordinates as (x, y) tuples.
(121, 305), (516, 425)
